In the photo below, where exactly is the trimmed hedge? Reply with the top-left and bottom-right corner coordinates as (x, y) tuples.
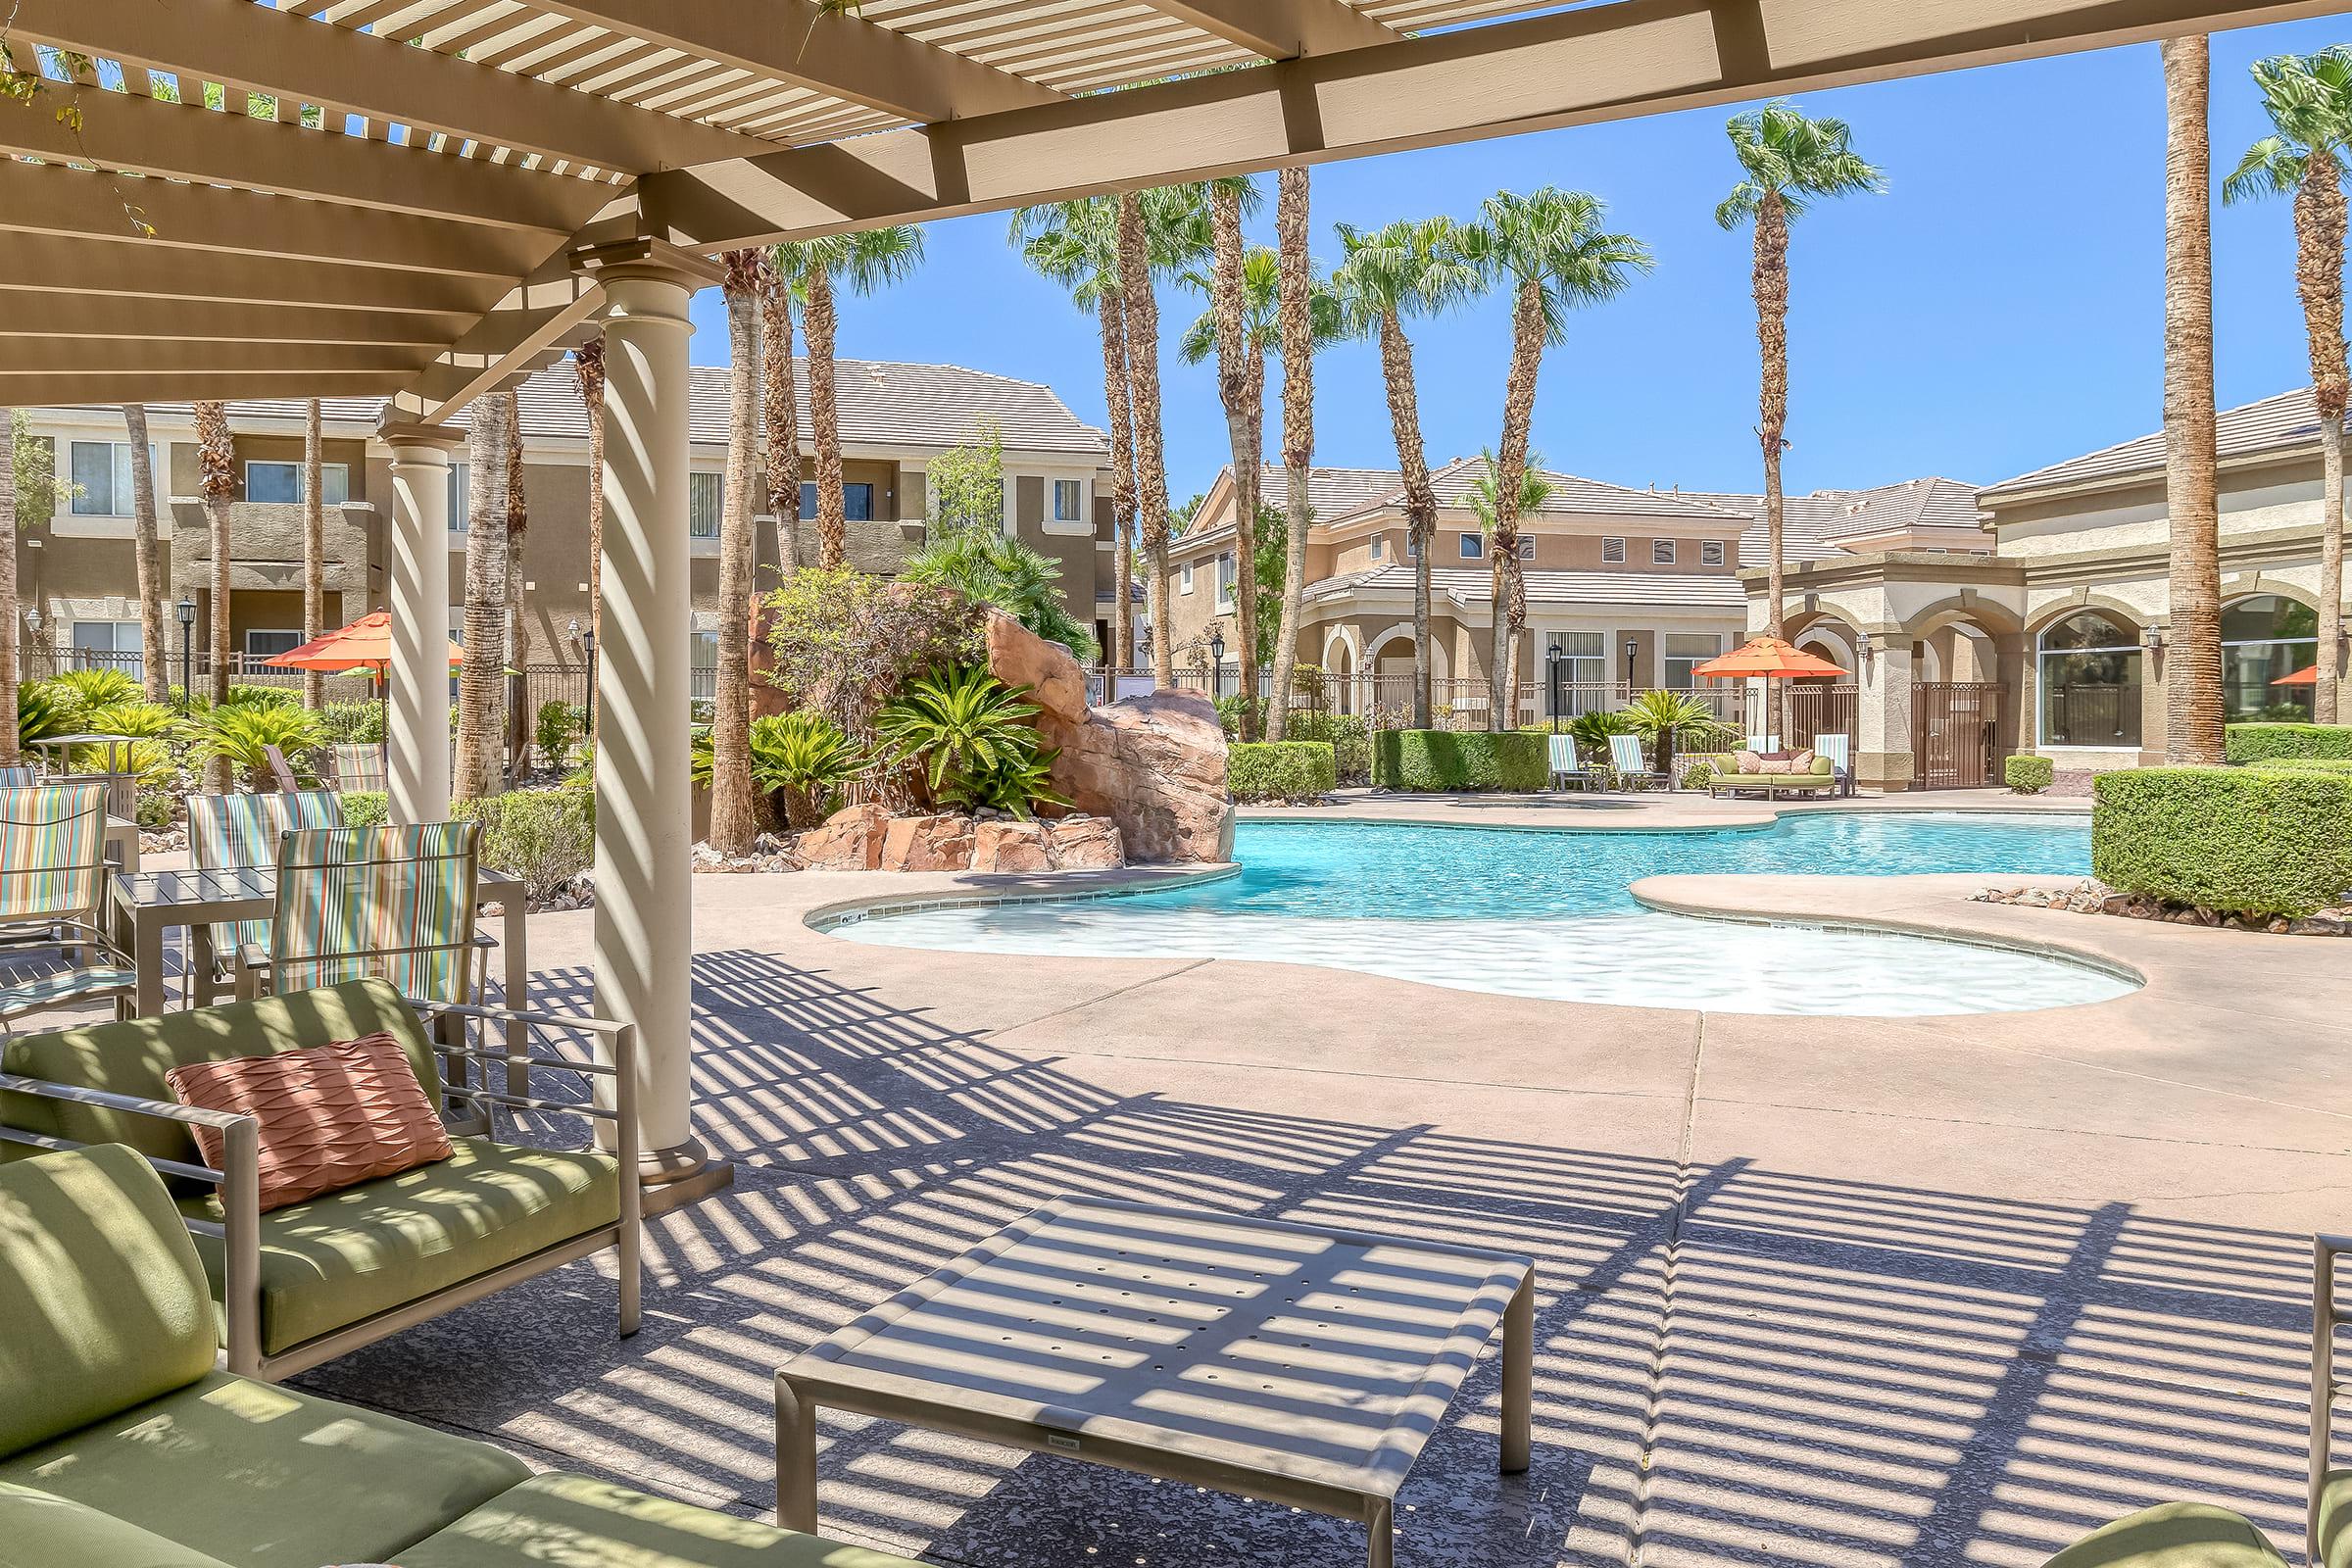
(2092, 766), (2352, 917)
(1372, 729), (1548, 793)
(339, 790), (388, 828)
(2004, 756), (2055, 795)
(1228, 741), (1338, 802)
(2251, 757), (2352, 775)
(2225, 722), (2352, 763)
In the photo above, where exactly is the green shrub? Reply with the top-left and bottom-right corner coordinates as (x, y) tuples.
(319, 700), (385, 747)
(17, 682), (76, 749)
(877, 664), (1065, 818)
(2251, 757), (2352, 775)
(1328, 714), (1370, 786)
(45, 667), (141, 715)
(693, 710), (871, 830)
(1228, 741), (1337, 802)
(178, 703), (326, 790)
(2225, 722), (2352, 763)
(2004, 756), (2055, 795)
(339, 791), (389, 828)
(1679, 759), (1715, 790)
(134, 783), (176, 831)
(2092, 766), (2352, 917)
(457, 788), (594, 906)
(1372, 729), (1547, 793)
(535, 699), (587, 773)
(224, 684), (299, 710)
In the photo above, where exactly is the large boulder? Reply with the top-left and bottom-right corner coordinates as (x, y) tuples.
(983, 613), (1233, 864)
(1046, 815), (1124, 870)
(880, 813), (976, 872)
(794, 804), (889, 871)
(971, 818), (1053, 873)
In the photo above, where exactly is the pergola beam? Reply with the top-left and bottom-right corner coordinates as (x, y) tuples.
(1148, 0), (1401, 59)
(634, 0), (2352, 249)
(524, 0), (1063, 123)
(0, 371), (405, 401)
(392, 268), (608, 422)
(0, 294), (475, 345)
(0, 338), (437, 374)
(0, 236), (506, 314)
(0, 84), (606, 234)
(0, 160), (563, 278)
(3, 0), (766, 173)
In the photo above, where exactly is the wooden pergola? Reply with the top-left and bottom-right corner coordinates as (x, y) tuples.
(1, 0), (2338, 1190)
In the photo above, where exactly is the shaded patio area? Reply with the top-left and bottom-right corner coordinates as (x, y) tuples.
(288, 882), (2338, 1568)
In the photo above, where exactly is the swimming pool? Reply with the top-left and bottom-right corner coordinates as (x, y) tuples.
(832, 811), (2136, 1016)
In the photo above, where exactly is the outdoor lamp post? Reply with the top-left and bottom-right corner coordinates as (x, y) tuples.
(1623, 637), (1639, 694)
(175, 597), (195, 711)
(571, 618), (597, 734)
(1545, 641), (1564, 732)
(24, 607), (41, 675)
(1209, 629), (1226, 700)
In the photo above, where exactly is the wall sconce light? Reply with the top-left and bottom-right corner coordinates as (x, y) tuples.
(2142, 624), (2167, 653)
(1855, 631), (1875, 671)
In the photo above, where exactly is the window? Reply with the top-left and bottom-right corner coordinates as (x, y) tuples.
(2221, 594), (2319, 722)
(1546, 631), (1606, 698)
(1215, 551), (1237, 611)
(689, 472), (723, 538)
(244, 629), (303, 662)
(1054, 478), (1084, 522)
(1370, 536), (1384, 561)
(1701, 540), (1726, 566)
(69, 441), (154, 517)
(1180, 562), (1195, 595)
(798, 481), (875, 521)
(1602, 536), (1626, 564)
(1651, 539), (1676, 565)
(690, 630), (717, 706)
(246, 461), (348, 506)
(71, 620), (142, 679)
(1459, 532), (1484, 560)
(1517, 536), (1536, 563)
(1664, 634), (1721, 690)
(448, 463), (468, 531)
(2037, 610), (2143, 748)
(1405, 532), (1419, 560)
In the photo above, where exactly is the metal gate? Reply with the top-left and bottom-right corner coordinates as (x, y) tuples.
(1912, 682), (2004, 789)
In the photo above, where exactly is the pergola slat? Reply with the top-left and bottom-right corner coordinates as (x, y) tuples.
(0, 338), (438, 374)
(0, 370), (408, 400)
(0, 294), (477, 345)
(1147, 0), (1403, 58)
(0, 235), (507, 313)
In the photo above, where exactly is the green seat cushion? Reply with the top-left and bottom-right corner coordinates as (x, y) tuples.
(400, 1473), (925, 1568)
(2313, 1467), (2352, 1567)
(0, 1371), (526, 1568)
(2040, 1501), (2286, 1567)
(0, 978), (441, 1172)
(0, 1481), (234, 1568)
(0, 1145), (217, 1458)
(180, 1135), (619, 1355)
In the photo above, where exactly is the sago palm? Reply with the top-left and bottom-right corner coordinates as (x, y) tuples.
(1457, 188), (1651, 725)
(2228, 45), (2352, 724)
(776, 225), (924, 567)
(1332, 217), (1486, 728)
(875, 664), (1044, 803)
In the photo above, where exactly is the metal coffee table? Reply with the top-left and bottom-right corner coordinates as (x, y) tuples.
(775, 1197), (1535, 1567)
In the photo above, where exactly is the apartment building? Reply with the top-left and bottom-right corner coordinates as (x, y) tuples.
(15, 359), (1114, 680)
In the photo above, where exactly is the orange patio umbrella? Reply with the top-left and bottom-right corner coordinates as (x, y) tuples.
(265, 610), (463, 676)
(2274, 665), (2319, 687)
(1690, 634), (1849, 681)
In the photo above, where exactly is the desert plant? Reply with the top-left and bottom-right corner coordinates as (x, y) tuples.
(901, 529), (1100, 662)
(178, 702), (326, 791)
(693, 710), (868, 830)
(76, 699), (178, 779)
(937, 746), (1073, 819)
(2005, 755), (2057, 794)
(457, 789), (593, 906)
(17, 682), (77, 750)
(536, 699), (587, 773)
(876, 664), (1043, 797)
(1566, 708), (1635, 763)
(1619, 689), (1736, 777)
(46, 666), (141, 716)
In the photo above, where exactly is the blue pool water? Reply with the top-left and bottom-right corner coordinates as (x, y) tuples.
(836, 811), (2134, 1016)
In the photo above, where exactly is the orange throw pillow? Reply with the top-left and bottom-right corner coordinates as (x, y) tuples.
(166, 1033), (452, 1211)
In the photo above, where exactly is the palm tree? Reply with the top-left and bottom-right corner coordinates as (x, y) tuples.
(2228, 46), (2352, 724)
(0, 409), (17, 765)
(710, 249), (766, 856)
(1332, 217), (1485, 727)
(572, 338), (606, 654)
(300, 399), (324, 709)
(121, 404), (167, 704)
(1194, 178), (1273, 735)
(760, 260), (804, 576)
(194, 399), (234, 787)
(1118, 190), (1179, 685)
(2165, 36), (2226, 763)
(1458, 188), (1651, 726)
(504, 394), (528, 773)
(1468, 448), (1555, 546)
(777, 226), (925, 567)
(1716, 104), (1884, 640)
(1010, 196), (1135, 667)
(456, 391), (513, 800)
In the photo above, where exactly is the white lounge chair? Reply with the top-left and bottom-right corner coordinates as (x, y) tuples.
(1814, 733), (1855, 797)
(1547, 732), (1604, 792)
(1606, 733), (1671, 791)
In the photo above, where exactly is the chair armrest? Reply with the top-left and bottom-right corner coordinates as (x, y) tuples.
(408, 999), (639, 1170)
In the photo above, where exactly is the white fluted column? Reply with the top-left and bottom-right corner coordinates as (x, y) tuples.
(381, 425), (459, 824)
(576, 242), (722, 1187)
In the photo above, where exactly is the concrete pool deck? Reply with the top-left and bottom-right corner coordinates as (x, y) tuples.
(106, 790), (2352, 1568)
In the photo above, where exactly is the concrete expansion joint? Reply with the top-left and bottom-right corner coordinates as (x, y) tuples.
(1627, 1016), (1708, 1566)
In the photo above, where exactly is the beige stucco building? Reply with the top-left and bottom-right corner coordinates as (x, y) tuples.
(15, 359), (1113, 688)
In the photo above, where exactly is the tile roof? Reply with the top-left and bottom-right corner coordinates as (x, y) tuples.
(1412, 458), (1755, 522)
(42, 360), (1109, 459)
(1682, 477), (1985, 565)
(1304, 564), (1746, 610)
(1983, 386), (2340, 498)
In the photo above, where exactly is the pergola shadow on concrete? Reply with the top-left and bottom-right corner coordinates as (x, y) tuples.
(2, 0), (2342, 1185)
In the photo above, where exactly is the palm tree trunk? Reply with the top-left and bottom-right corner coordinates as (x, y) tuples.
(2163, 36), (2225, 764)
(760, 262), (804, 579)
(1376, 311), (1437, 729)
(504, 394), (529, 778)
(456, 392), (512, 800)
(1489, 279), (1545, 729)
(1270, 165), (1315, 741)
(195, 400), (234, 790)
(1208, 183), (1260, 739)
(299, 400), (324, 710)
(710, 252), (765, 855)
(122, 405), (167, 705)
(574, 339), (606, 653)
(805, 263), (848, 568)
(1098, 292), (1138, 670)
(1753, 190), (1792, 744)
(2298, 156), (2349, 723)
(0, 409), (18, 766)
(1116, 191), (1175, 687)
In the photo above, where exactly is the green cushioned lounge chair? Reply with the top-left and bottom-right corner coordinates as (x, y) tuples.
(0, 1143), (924, 1568)
(1700, 749), (1840, 801)
(0, 976), (639, 1381)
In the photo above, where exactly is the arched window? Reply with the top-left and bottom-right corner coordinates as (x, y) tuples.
(2038, 610), (2141, 748)
(2220, 595), (2318, 721)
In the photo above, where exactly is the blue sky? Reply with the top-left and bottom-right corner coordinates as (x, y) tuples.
(686, 17), (2352, 505)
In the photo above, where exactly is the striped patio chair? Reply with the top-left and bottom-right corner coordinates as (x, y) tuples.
(187, 790), (346, 1005)
(244, 820), (485, 1008)
(0, 765), (40, 788)
(0, 782), (136, 1025)
(1606, 733), (1671, 791)
(1814, 732), (1855, 797)
(331, 743), (388, 795)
